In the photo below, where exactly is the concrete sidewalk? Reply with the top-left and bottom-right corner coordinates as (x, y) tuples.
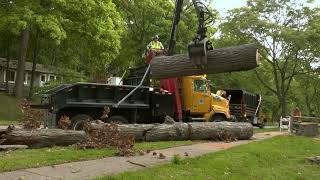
(0, 132), (284, 180)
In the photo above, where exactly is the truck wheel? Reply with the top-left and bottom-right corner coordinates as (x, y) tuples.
(258, 123), (265, 129)
(210, 114), (226, 122)
(108, 115), (128, 124)
(70, 114), (93, 130)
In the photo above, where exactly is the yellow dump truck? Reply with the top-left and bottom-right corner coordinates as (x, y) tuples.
(170, 75), (231, 122)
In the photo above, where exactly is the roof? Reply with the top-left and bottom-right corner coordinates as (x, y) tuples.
(0, 57), (57, 74)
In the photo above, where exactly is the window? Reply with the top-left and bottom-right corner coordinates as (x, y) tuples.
(41, 75), (46, 82)
(56, 76), (61, 82)
(49, 75), (55, 81)
(193, 80), (207, 93)
(7, 70), (15, 82)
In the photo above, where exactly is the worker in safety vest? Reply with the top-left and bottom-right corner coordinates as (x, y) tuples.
(147, 35), (164, 52)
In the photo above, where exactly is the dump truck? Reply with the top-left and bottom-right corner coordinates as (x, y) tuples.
(223, 89), (264, 128)
(35, 65), (230, 129)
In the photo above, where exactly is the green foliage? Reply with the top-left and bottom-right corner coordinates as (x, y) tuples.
(0, 0), (124, 81)
(217, 0), (320, 117)
(171, 154), (183, 165)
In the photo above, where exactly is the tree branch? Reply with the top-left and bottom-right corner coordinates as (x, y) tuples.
(254, 70), (278, 95)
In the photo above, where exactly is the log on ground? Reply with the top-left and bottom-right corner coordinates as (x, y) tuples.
(0, 129), (86, 148)
(92, 122), (253, 141)
(150, 43), (259, 79)
(0, 122), (253, 148)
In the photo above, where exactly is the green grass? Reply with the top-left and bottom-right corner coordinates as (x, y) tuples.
(0, 92), (22, 122)
(253, 127), (279, 133)
(0, 120), (18, 126)
(0, 140), (195, 172)
(98, 136), (320, 180)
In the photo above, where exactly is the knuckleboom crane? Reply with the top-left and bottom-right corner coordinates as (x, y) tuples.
(167, 0), (213, 68)
(160, 0), (216, 121)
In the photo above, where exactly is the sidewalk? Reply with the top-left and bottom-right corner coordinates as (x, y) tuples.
(0, 132), (284, 180)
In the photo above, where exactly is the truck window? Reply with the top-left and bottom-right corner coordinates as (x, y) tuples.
(193, 80), (207, 93)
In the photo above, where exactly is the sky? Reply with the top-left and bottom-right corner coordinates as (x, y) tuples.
(212, 0), (320, 17)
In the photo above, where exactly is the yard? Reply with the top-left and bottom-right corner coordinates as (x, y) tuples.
(98, 135), (320, 180)
(0, 140), (196, 172)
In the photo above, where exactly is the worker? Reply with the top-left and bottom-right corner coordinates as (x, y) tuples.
(145, 35), (165, 64)
(292, 106), (301, 122)
(146, 35), (164, 52)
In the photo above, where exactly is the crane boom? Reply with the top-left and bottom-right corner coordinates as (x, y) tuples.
(167, 0), (213, 69)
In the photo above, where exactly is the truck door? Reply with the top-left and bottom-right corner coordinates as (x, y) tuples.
(192, 79), (211, 113)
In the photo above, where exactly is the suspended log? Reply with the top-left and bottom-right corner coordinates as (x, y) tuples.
(150, 44), (259, 79)
(0, 129), (86, 148)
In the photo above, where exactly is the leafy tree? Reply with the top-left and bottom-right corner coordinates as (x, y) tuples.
(218, 0), (320, 116)
(0, 0), (124, 96)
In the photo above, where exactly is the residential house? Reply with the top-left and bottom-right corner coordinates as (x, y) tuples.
(0, 57), (63, 90)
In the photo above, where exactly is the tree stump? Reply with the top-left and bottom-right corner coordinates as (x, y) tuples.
(293, 122), (319, 137)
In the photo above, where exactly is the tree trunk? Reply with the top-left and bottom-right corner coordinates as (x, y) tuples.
(279, 95), (287, 117)
(150, 44), (259, 79)
(91, 122), (253, 141)
(29, 28), (40, 98)
(15, 28), (30, 98)
(5, 43), (10, 94)
(1, 122), (253, 148)
(0, 129), (86, 148)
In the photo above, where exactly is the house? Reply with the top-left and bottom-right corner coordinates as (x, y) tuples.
(0, 57), (63, 89)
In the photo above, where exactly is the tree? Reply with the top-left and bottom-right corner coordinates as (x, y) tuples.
(0, 0), (124, 96)
(218, 0), (320, 116)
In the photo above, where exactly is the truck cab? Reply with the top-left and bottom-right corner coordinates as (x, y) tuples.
(178, 76), (230, 122)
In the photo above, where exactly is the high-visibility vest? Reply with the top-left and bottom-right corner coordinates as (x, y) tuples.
(150, 41), (162, 49)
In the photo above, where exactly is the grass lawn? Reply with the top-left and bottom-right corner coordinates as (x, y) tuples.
(0, 92), (22, 122)
(0, 140), (195, 172)
(253, 127), (279, 133)
(98, 136), (320, 180)
(0, 120), (18, 126)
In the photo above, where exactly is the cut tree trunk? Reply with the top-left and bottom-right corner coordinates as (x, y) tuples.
(150, 44), (259, 79)
(0, 122), (253, 148)
(91, 122), (253, 141)
(0, 129), (86, 148)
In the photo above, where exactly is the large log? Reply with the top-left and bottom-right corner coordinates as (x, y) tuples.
(150, 44), (259, 79)
(0, 122), (253, 148)
(1, 129), (86, 148)
(91, 122), (253, 141)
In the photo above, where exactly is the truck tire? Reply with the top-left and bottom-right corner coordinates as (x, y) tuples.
(258, 123), (265, 129)
(70, 114), (93, 130)
(210, 114), (226, 122)
(108, 115), (128, 124)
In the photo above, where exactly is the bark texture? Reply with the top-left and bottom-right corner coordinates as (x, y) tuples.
(91, 122), (253, 141)
(150, 44), (259, 79)
(15, 28), (30, 98)
(0, 122), (253, 148)
(0, 129), (86, 148)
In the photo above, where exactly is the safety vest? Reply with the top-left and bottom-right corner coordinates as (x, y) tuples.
(150, 41), (162, 50)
